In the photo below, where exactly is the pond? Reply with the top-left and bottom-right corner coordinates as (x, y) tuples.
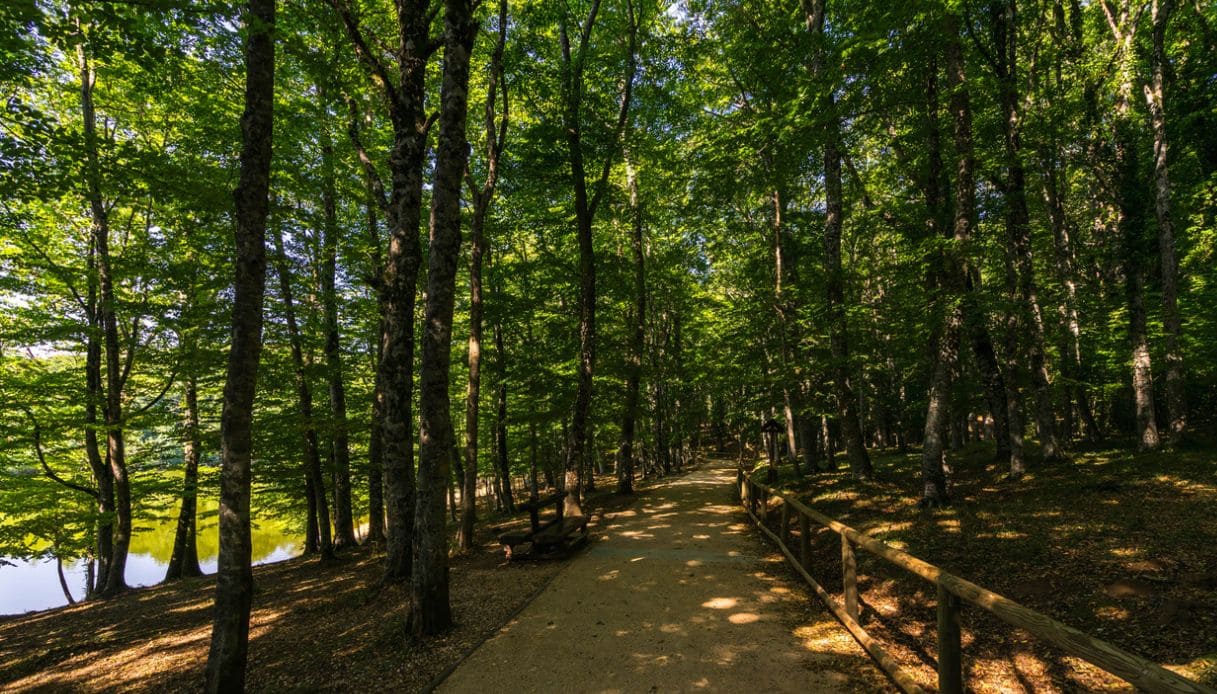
(0, 497), (303, 616)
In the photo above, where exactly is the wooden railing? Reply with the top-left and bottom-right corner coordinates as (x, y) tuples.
(737, 468), (1214, 694)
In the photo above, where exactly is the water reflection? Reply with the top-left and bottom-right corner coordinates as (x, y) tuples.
(0, 497), (302, 616)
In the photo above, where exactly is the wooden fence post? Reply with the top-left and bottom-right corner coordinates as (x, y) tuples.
(842, 534), (858, 621)
(799, 513), (812, 572)
(937, 582), (963, 694)
(780, 502), (790, 549)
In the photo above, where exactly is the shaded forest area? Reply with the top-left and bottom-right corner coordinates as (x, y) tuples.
(2, 0), (1215, 690)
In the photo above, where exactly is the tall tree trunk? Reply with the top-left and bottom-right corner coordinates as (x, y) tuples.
(84, 244), (113, 597)
(460, 0), (508, 551)
(560, 0), (638, 516)
(78, 28), (131, 598)
(318, 106), (357, 547)
(166, 372), (204, 580)
(332, 0), (436, 583)
(804, 0), (871, 479)
(991, 0), (1063, 463)
(205, 0), (274, 687)
(362, 162), (387, 546)
(459, 205), (483, 550)
(410, 0), (476, 637)
(618, 153), (645, 494)
(272, 230), (334, 560)
(1110, 4), (1161, 450)
(1144, 0), (1186, 442)
(494, 319), (514, 512)
(924, 16), (973, 501)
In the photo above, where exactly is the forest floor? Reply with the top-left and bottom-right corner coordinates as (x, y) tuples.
(763, 437), (1217, 693)
(438, 459), (888, 693)
(0, 471), (675, 693)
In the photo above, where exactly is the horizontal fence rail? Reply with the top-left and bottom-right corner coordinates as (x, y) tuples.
(737, 468), (1214, 694)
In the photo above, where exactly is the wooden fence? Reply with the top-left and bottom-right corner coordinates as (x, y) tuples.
(737, 468), (1214, 694)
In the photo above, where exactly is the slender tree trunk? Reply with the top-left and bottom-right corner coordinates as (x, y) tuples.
(77, 29), (131, 598)
(364, 172), (387, 545)
(272, 230), (334, 560)
(560, 0), (638, 516)
(459, 187), (485, 552)
(494, 319), (514, 512)
(804, 0), (870, 478)
(83, 247), (113, 596)
(1110, 5), (1161, 451)
(166, 373), (204, 580)
(460, 0), (509, 549)
(618, 154), (645, 494)
(1144, 0), (1186, 442)
(205, 0), (274, 687)
(992, 0), (1062, 463)
(410, 0), (476, 636)
(318, 109), (356, 547)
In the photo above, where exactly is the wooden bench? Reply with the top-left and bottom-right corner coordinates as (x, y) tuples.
(498, 491), (589, 560)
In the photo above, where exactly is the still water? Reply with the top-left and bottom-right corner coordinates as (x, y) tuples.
(0, 498), (303, 616)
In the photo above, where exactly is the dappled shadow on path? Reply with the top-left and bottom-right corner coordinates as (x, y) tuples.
(440, 461), (887, 693)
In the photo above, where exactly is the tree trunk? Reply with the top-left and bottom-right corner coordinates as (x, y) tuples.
(991, 0), (1062, 463)
(364, 170), (387, 546)
(804, 0), (871, 479)
(272, 229), (334, 560)
(1144, 0), (1186, 442)
(560, 0), (638, 516)
(618, 154), (645, 495)
(78, 29), (131, 599)
(494, 319), (514, 512)
(205, 0), (274, 687)
(83, 246), (113, 597)
(410, 0), (476, 636)
(1111, 6), (1161, 451)
(458, 191), (484, 551)
(318, 108), (357, 548)
(166, 373), (204, 580)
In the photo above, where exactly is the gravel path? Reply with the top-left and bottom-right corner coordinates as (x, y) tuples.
(439, 460), (885, 693)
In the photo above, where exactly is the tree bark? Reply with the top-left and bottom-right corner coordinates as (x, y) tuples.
(1109, 3), (1161, 450)
(166, 372), (204, 580)
(991, 0), (1063, 463)
(409, 0), (477, 637)
(77, 28), (132, 598)
(330, 0), (437, 583)
(618, 153), (645, 494)
(205, 0), (274, 688)
(494, 318), (514, 512)
(317, 105), (356, 548)
(83, 241), (113, 597)
(1144, 0), (1186, 442)
(272, 229), (334, 560)
(560, 0), (638, 516)
(804, 0), (871, 479)
(459, 0), (509, 550)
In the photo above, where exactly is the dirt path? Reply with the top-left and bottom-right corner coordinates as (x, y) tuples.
(439, 460), (886, 693)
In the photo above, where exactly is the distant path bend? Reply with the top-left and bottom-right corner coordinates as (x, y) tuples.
(439, 459), (884, 693)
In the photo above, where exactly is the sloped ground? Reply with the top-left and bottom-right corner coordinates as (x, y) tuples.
(765, 439), (1217, 693)
(439, 460), (888, 693)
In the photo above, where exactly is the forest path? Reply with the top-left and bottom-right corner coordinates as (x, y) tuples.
(438, 459), (883, 693)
